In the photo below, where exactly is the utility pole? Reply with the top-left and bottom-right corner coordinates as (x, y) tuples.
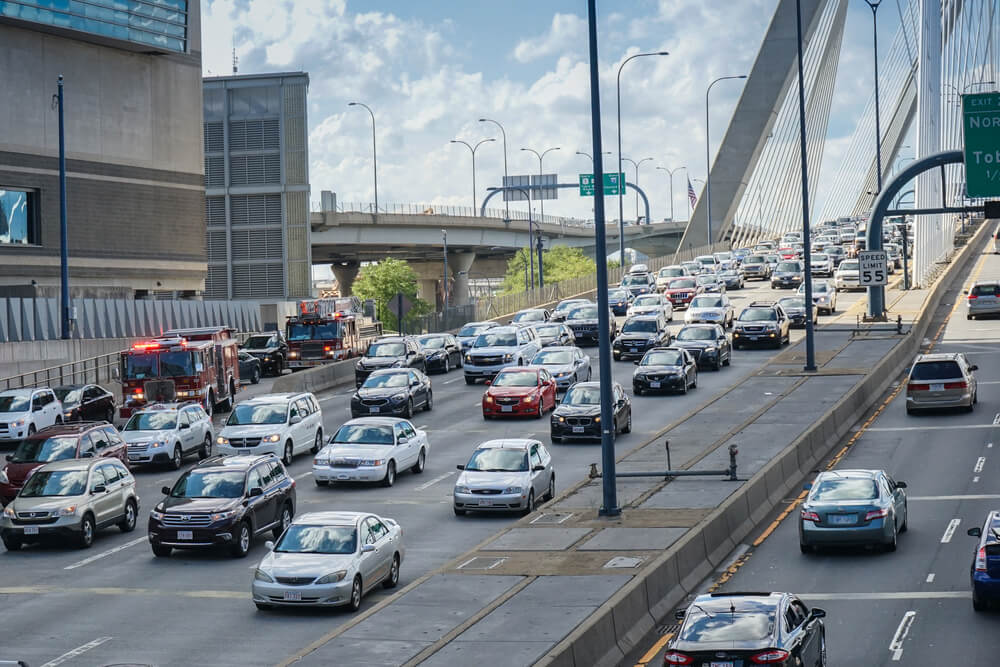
(55, 75), (71, 340)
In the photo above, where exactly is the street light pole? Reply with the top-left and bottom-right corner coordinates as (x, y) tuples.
(705, 75), (747, 247)
(656, 165), (686, 222)
(795, 0), (816, 371)
(520, 146), (560, 222)
(864, 0), (883, 192)
(479, 118), (509, 220)
(450, 138), (495, 211)
(536, 231), (544, 288)
(617, 50), (669, 264)
(487, 186), (534, 290)
(442, 229), (449, 316)
(55, 75), (70, 340)
(347, 102), (378, 213)
(623, 157), (653, 225)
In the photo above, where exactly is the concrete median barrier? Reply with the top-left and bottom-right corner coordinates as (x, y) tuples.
(270, 359), (357, 394)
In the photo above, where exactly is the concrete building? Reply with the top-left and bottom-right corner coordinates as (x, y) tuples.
(0, 0), (205, 297)
(202, 72), (312, 301)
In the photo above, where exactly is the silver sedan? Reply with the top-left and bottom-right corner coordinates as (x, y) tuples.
(799, 469), (908, 552)
(530, 346), (591, 390)
(251, 511), (404, 612)
(454, 439), (555, 516)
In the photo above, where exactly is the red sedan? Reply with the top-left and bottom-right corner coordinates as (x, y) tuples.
(482, 367), (558, 419)
(778, 247), (798, 260)
(662, 278), (704, 310)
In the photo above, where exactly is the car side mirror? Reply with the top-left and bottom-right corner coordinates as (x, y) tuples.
(895, 481), (907, 489)
(484, 380), (492, 386)
(633, 360), (640, 365)
(970, 364), (979, 371)
(674, 609), (686, 620)
(362, 544), (377, 553)
(91, 485), (106, 494)
(398, 436), (408, 444)
(533, 465), (545, 472)
(456, 464), (465, 470)
(809, 608), (827, 619)
(265, 540), (275, 551)
(161, 486), (171, 495)
(968, 526), (983, 537)
(5, 454), (11, 462)
(111, 367), (121, 382)
(249, 487), (263, 498)
(289, 415), (303, 425)
(179, 422), (190, 430)
(81, 451), (94, 458)
(802, 482), (812, 491)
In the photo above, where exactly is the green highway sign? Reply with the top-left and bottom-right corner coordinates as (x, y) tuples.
(579, 172), (625, 197)
(962, 92), (1000, 197)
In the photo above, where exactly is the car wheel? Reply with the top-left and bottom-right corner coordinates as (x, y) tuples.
(546, 475), (556, 501)
(586, 369), (592, 381)
(205, 392), (215, 418)
(713, 358), (721, 371)
(680, 379), (688, 395)
(230, 521), (252, 558)
(383, 554), (400, 589)
(3, 535), (22, 551)
(151, 542), (172, 557)
(974, 590), (987, 611)
(723, 350), (731, 366)
(521, 490), (536, 517)
(199, 435), (212, 460)
(106, 407), (115, 424)
(634, 387), (643, 396)
(78, 514), (95, 549)
(382, 461), (397, 487)
(799, 542), (811, 554)
(536, 401), (544, 419)
(251, 367), (260, 385)
(405, 399), (414, 418)
(465, 376), (475, 385)
(885, 525), (898, 552)
(425, 390), (433, 412)
(273, 503), (292, 540)
(900, 504), (908, 532)
(819, 633), (827, 666)
(412, 448), (426, 474)
(692, 373), (698, 389)
(623, 409), (632, 433)
(349, 576), (364, 612)
(454, 507), (467, 516)
(27, 424), (36, 437)
(443, 357), (450, 374)
(281, 441), (293, 466)
(169, 445), (182, 471)
(119, 499), (137, 533)
(311, 430), (323, 455)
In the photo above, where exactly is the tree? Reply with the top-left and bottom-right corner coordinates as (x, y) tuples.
(352, 258), (431, 332)
(501, 246), (598, 293)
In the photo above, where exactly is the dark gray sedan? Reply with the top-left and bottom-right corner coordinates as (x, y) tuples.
(799, 469), (908, 552)
(632, 347), (698, 395)
(350, 369), (432, 419)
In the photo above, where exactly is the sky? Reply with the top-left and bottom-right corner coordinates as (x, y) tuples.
(201, 0), (904, 275)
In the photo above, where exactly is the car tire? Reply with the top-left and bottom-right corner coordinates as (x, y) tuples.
(3, 535), (22, 551)
(546, 475), (556, 501)
(230, 521), (252, 558)
(586, 369), (592, 381)
(251, 367), (260, 384)
(536, 401), (544, 419)
(27, 424), (36, 437)
(900, 504), (908, 533)
(273, 503), (292, 540)
(119, 499), (137, 533)
(443, 358), (450, 374)
(623, 409), (632, 433)
(412, 448), (426, 474)
(169, 445), (182, 471)
(551, 434), (562, 444)
(465, 376), (475, 385)
(454, 507), (466, 516)
(77, 514), (95, 549)
(713, 358), (721, 371)
(799, 542), (811, 554)
(723, 352), (731, 366)
(885, 526), (898, 552)
(521, 490), (535, 517)
(348, 576), (363, 612)
(425, 391), (433, 412)
(634, 387), (643, 396)
(383, 554), (400, 589)
(199, 435), (212, 460)
(405, 399), (414, 418)
(974, 591), (987, 611)
(205, 391), (215, 419)
(282, 441), (293, 466)
(382, 461), (396, 488)
(311, 430), (323, 455)
(151, 542), (172, 558)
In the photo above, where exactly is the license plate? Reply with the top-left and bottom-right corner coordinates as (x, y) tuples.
(572, 426), (584, 433)
(829, 514), (857, 525)
(748, 336), (759, 341)
(478, 499), (492, 506)
(238, 449), (252, 455)
(630, 348), (638, 353)
(369, 406), (380, 413)
(128, 453), (141, 461)
(23, 525), (39, 535)
(710, 662), (734, 667)
(283, 591), (302, 601)
(650, 381), (661, 388)
(501, 405), (513, 412)
(177, 530), (193, 540)
(337, 474), (350, 480)
(930, 383), (945, 392)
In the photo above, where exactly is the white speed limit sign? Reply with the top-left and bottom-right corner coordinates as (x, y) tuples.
(858, 250), (888, 286)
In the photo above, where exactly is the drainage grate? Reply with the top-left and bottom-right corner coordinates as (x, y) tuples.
(530, 512), (575, 525)
(603, 556), (645, 569)
(457, 556), (507, 570)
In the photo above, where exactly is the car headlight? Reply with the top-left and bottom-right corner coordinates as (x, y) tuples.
(316, 570), (348, 585)
(57, 505), (78, 516)
(594, 416), (601, 423)
(503, 353), (514, 362)
(503, 486), (524, 495)
(254, 568), (275, 583)
(355, 360), (365, 370)
(216, 436), (230, 446)
(10, 419), (24, 428)
(391, 393), (408, 403)
(3, 506), (15, 518)
(289, 351), (299, 359)
(556, 416), (565, 422)
(150, 510), (165, 520)
(523, 394), (537, 403)
(63, 411), (74, 419)
(262, 434), (282, 443)
(484, 395), (494, 404)
(705, 345), (717, 352)
(455, 485), (471, 494)
(465, 354), (473, 363)
(358, 459), (385, 467)
(148, 441), (164, 449)
(314, 456), (330, 465)
(211, 510), (238, 522)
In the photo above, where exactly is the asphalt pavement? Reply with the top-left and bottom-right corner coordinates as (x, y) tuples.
(0, 278), (871, 667)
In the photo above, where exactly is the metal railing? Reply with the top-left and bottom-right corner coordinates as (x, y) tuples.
(331, 201), (592, 227)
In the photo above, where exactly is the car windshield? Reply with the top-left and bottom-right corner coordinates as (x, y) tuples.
(368, 342), (405, 357)
(812, 254), (829, 262)
(332, 424), (395, 445)
(226, 403), (287, 425)
(10, 436), (78, 463)
(568, 306), (598, 320)
(0, 395), (29, 412)
(669, 279), (697, 289)
(911, 361), (963, 381)
(740, 308), (777, 322)
(474, 332), (517, 347)
(715, 252), (732, 260)
(533, 350), (573, 365)
(622, 319), (657, 334)
(513, 310), (544, 321)
(19, 470), (89, 498)
(492, 371), (538, 387)
(534, 325), (562, 337)
(53, 388), (82, 404)
(812, 478), (879, 501)
(621, 275), (650, 286)
(557, 300), (588, 312)
(690, 297), (723, 308)
(806, 283), (830, 293)
(563, 385), (601, 405)
(170, 470), (245, 498)
(124, 412), (177, 431)
(362, 373), (409, 389)
(275, 524), (357, 554)
(244, 335), (275, 348)
(765, 255), (780, 263)
(695, 276), (717, 285)
(459, 324), (491, 337)
(745, 256), (766, 263)
(633, 296), (660, 306)
(607, 291), (627, 302)
(679, 607), (775, 642)
(287, 322), (342, 341)
(659, 268), (684, 277)
(840, 261), (859, 271)
(776, 262), (800, 272)
(696, 256), (715, 265)
(418, 336), (447, 349)
(779, 299), (806, 310)
(124, 352), (158, 380)
(642, 351), (683, 366)
(971, 284), (1000, 297)
(159, 350), (197, 378)
(465, 448), (529, 472)
(676, 328), (715, 341)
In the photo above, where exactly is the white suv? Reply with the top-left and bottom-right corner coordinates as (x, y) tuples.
(122, 402), (215, 469)
(0, 388), (62, 444)
(217, 393), (323, 465)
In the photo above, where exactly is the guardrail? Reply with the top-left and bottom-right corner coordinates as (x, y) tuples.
(332, 201), (592, 227)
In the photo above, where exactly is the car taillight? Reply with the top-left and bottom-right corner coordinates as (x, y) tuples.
(944, 381), (967, 389)
(750, 649), (791, 664)
(801, 509), (820, 522)
(976, 547), (988, 572)
(968, 294), (978, 299)
(865, 508), (888, 521)
(907, 383), (929, 391)
(662, 651), (693, 665)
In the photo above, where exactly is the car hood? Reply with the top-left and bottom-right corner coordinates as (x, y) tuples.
(687, 307), (723, 317)
(320, 444), (393, 460)
(553, 404), (601, 418)
(672, 340), (714, 350)
(538, 363), (575, 376)
(773, 270), (799, 277)
(359, 357), (403, 368)
(664, 287), (696, 295)
(634, 364), (685, 374)
(158, 497), (241, 513)
(743, 262), (765, 269)
(10, 494), (89, 513)
(244, 346), (278, 355)
(566, 318), (599, 326)
(355, 387), (410, 400)
(220, 423), (287, 438)
(3, 461), (47, 485)
(837, 269), (859, 275)
(617, 331), (656, 341)
(628, 306), (661, 315)
(259, 550), (355, 576)
(467, 346), (519, 356)
(486, 386), (537, 398)
(458, 470), (528, 489)
(783, 306), (807, 316)
(123, 429), (175, 444)
(0, 410), (30, 422)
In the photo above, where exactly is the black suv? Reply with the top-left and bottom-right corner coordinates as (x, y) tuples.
(732, 301), (790, 349)
(148, 455), (296, 558)
(355, 336), (426, 387)
(241, 331), (289, 376)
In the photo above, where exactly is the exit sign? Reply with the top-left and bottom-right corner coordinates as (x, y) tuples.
(963, 92), (1000, 198)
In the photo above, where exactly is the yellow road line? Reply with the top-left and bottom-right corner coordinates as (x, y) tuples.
(635, 632), (674, 667)
(0, 585), (247, 599)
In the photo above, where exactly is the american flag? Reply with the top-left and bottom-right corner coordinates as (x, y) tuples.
(687, 178), (698, 208)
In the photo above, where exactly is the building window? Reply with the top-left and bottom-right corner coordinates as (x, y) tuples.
(0, 187), (39, 245)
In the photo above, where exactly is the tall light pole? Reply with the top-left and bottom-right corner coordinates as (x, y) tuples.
(347, 101), (378, 213)
(479, 118), (509, 220)
(623, 157), (653, 224)
(795, 0), (816, 371)
(617, 50), (669, 264)
(55, 75), (70, 339)
(655, 165), (686, 222)
(488, 186), (534, 288)
(520, 146), (560, 222)
(863, 0), (883, 192)
(705, 75), (747, 247)
(442, 229), (449, 315)
(450, 138), (495, 211)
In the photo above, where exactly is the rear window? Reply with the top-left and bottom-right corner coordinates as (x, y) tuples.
(679, 608), (775, 642)
(911, 361), (963, 381)
(971, 284), (1000, 297)
(812, 478), (878, 501)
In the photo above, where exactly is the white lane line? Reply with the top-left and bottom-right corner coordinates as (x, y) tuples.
(974, 476), (981, 483)
(994, 413), (1000, 426)
(975, 457), (987, 473)
(889, 611), (916, 661)
(990, 442), (994, 449)
(443, 377), (461, 384)
(941, 518), (961, 543)
(867, 424), (997, 432)
(41, 636), (112, 667)
(926, 573), (936, 583)
(416, 424), (429, 430)
(64, 536), (146, 570)
(911, 494), (1000, 500)
(414, 471), (455, 492)
(296, 471), (312, 479)
(803, 591), (969, 600)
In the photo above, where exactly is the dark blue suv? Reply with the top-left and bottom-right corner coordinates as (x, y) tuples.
(967, 511), (1000, 611)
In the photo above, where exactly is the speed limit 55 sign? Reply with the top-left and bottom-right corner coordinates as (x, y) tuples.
(858, 250), (888, 286)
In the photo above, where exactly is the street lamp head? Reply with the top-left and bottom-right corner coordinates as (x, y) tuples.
(657, 51), (670, 55)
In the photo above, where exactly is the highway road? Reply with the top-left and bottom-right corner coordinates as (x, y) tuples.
(0, 279), (871, 667)
(636, 249), (1000, 667)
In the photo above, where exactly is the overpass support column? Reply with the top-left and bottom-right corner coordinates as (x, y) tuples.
(331, 261), (360, 296)
(447, 252), (476, 306)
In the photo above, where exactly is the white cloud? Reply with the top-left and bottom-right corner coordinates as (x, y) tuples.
(512, 13), (586, 64)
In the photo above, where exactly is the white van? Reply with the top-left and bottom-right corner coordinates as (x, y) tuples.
(216, 393), (323, 465)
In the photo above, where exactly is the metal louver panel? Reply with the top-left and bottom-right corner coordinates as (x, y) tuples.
(230, 194), (282, 225)
(229, 120), (246, 151)
(206, 230), (228, 263)
(230, 229), (283, 261)
(263, 119), (280, 150)
(204, 122), (223, 153)
(204, 156), (224, 188)
(203, 265), (229, 300)
(232, 264), (285, 299)
(205, 197), (226, 226)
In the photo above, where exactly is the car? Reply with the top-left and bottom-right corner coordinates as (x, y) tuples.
(550, 381), (631, 443)
(628, 263), (650, 274)
(122, 402), (214, 469)
(665, 592), (826, 667)
(250, 510), (404, 612)
(797, 280), (838, 315)
(695, 273), (726, 294)
(0, 422), (128, 504)
(694, 254), (720, 273)
(482, 366), (557, 419)
(834, 258), (861, 291)
(530, 346), (591, 391)
(681, 261), (704, 276)
(626, 293), (673, 320)
(733, 301), (790, 349)
(905, 352), (978, 414)
(966, 511), (1000, 611)
(764, 253), (781, 270)
(552, 298), (594, 322)
(313, 418), (428, 487)
(713, 251), (735, 270)
(605, 289), (631, 316)
(241, 331), (289, 376)
(613, 314), (673, 361)
(741, 254), (772, 281)
(684, 294), (735, 328)
(672, 324), (732, 371)
(662, 277), (704, 310)
(563, 303), (617, 347)
(770, 260), (803, 289)
(839, 227), (855, 243)
(238, 350), (263, 385)
(967, 281), (1000, 320)
(620, 272), (654, 297)
(456, 321), (500, 351)
(777, 297), (817, 328)
(355, 336), (426, 387)
(216, 393), (324, 465)
(753, 242), (776, 253)
(0, 457), (138, 551)
(809, 252), (834, 277)
(885, 243), (903, 268)
(632, 347), (698, 394)
(782, 231), (803, 244)
(454, 439), (555, 516)
(350, 368), (432, 419)
(464, 325), (542, 384)
(148, 455), (296, 558)
(825, 245), (846, 266)
(54, 384), (116, 424)
(777, 246), (798, 260)
(0, 388), (62, 445)
(510, 308), (550, 325)
(655, 265), (690, 291)
(531, 322), (576, 347)
(416, 333), (463, 373)
(718, 267), (745, 290)
(799, 469), (908, 552)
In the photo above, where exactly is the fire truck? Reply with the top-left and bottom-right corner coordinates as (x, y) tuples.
(285, 297), (381, 369)
(118, 326), (241, 419)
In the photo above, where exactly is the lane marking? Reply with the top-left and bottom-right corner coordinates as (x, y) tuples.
(296, 471), (312, 479)
(974, 476), (981, 483)
(64, 536), (146, 570)
(414, 471), (456, 492)
(990, 442), (994, 449)
(926, 573), (935, 583)
(941, 518), (961, 543)
(635, 632), (675, 667)
(41, 636), (113, 667)
(911, 494), (1000, 500)
(975, 456), (987, 473)
(889, 610), (916, 661)
(443, 377), (461, 384)
(803, 591), (968, 600)
(0, 585), (248, 599)
(994, 413), (1000, 426)
(866, 424), (997, 432)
